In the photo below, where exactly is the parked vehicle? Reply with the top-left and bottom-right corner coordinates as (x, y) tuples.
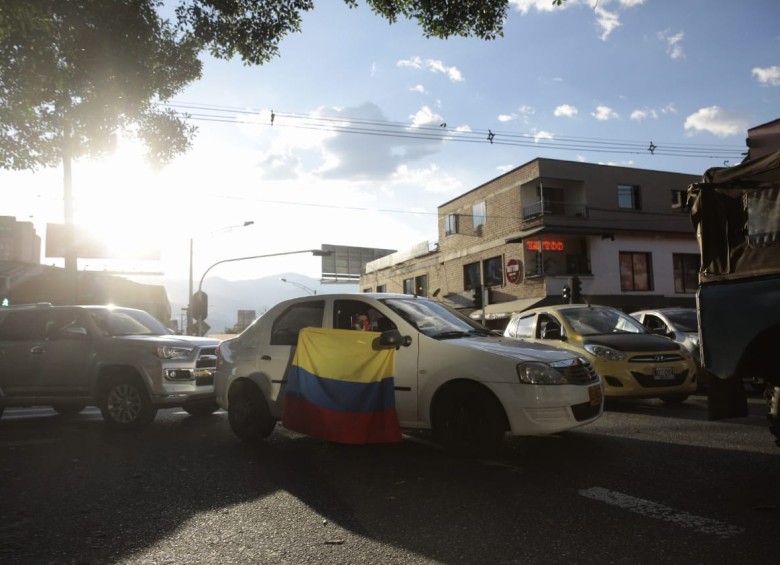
(688, 147), (780, 445)
(215, 293), (603, 456)
(503, 304), (698, 403)
(0, 303), (220, 428)
(629, 308), (706, 387)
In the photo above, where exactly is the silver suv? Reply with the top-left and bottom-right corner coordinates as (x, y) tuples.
(0, 304), (220, 429)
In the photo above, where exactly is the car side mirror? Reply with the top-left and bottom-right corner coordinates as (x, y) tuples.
(375, 329), (412, 350)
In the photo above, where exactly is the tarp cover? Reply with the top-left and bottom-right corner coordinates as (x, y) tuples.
(282, 327), (402, 444)
(687, 150), (780, 283)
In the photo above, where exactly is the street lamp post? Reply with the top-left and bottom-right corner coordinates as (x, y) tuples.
(194, 248), (331, 336)
(280, 278), (317, 295)
(187, 221), (254, 335)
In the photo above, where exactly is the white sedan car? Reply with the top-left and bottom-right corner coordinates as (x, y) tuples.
(215, 293), (603, 456)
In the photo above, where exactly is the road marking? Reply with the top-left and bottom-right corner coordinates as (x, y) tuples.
(579, 486), (743, 539)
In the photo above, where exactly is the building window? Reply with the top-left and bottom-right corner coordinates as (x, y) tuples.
(619, 252), (652, 291)
(483, 256), (503, 287)
(362, 287), (372, 293)
(445, 214), (459, 236)
(376, 284), (386, 293)
(414, 274), (428, 297)
(472, 201), (486, 228)
(671, 189), (687, 211)
(673, 253), (700, 293)
(617, 184), (641, 210)
(463, 262), (480, 290)
(403, 278), (414, 295)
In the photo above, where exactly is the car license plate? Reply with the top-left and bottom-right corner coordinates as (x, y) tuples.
(588, 384), (602, 406)
(654, 367), (675, 381)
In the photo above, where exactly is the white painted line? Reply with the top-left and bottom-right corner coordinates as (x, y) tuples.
(579, 486), (743, 539)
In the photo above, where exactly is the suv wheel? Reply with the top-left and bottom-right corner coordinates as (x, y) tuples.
(52, 404), (86, 417)
(228, 381), (276, 442)
(431, 382), (507, 457)
(100, 375), (157, 430)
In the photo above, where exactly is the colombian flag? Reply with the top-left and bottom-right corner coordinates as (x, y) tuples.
(282, 327), (402, 444)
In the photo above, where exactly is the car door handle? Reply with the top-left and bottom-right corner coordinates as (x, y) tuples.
(30, 346), (45, 355)
(261, 355), (271, 360)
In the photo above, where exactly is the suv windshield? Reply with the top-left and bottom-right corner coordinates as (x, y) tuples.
(382, 297), (492, 339)
(560, 306), (646, 336)
(88, 308), (169, 336)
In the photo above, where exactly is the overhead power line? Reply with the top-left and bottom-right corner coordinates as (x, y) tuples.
(163, 101), (746, 161)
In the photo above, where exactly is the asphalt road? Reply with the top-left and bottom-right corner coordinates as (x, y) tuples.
(1, 392), (777, 565)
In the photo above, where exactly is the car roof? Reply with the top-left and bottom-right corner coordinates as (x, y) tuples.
(630, 307), (696, 315)
(514, 303), (619, 316)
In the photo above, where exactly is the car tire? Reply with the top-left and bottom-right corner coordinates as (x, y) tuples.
(99, 375), (157, 430)
(766, 385), (780, 447)
(183, 400), (219, 417)
(431, 382), (507, 457)
(228, 380), (276, 442)
(660, 393), (689, 405)
(52, 404), (86, 417)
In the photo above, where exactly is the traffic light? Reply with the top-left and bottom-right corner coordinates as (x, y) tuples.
(191, 290), (209, 321)
(561, 285), (571, 302)
(572, 276), (582, 303)
(472, 286), (483, 308)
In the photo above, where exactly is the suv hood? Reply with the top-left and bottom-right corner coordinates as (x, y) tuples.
(581, 333), (679, 352)
(451, 335), (580, 363)
(114, 335), (220, 347)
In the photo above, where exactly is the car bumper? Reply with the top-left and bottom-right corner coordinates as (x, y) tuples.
(490, 380), (604, 435)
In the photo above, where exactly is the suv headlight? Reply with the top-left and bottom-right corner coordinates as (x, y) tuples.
(156, 346), (193, 360)
(517, 362), (567, 385)
(584, 344), (624, 361)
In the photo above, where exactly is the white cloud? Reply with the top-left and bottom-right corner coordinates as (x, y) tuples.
(509, 0), (561, 15)
(397, 56), (464, 82)
(409, 105), (444, 128)
(498, 114), (516, 122)
(592, 105), (619, 121)
(658, 30), (685, 60)
(518, 105), (536, 115)
(554, 104), (578, 117)
(595, 5), (621, 40)
(392, 164), (463, 194)
(410, 84), (426, 94)
(752, 65), (780, 86)
(533, 130), (554, 143)
(630, 103), (677, 121)
(684, 106), (750, 138)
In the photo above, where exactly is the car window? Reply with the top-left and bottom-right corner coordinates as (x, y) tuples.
(270, 301), (325, 346)
(664, 310), (698, 332)
(333, 300), (396, 332)
(0, 310), (48, 341)
(507, 314), (535, 338)
(536, 314), (561, 339)
(559, 307), (645, 335)
(382, 297), (492, 338)
(642, 314), (669, 333)
(45, 310), (89, 339)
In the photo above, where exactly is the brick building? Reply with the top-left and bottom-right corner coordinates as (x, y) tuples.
(360, 158), (701, 329)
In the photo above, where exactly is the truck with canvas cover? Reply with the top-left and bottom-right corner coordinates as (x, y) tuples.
(687, 141), (780, 445)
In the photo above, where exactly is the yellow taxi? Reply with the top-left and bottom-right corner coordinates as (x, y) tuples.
(503, 304), (698, 403)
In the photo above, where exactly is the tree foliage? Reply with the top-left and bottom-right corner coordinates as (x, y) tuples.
(0, 0), (550, 171)
(0, 0), (202, 171)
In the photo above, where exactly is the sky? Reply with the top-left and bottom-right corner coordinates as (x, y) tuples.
(3, 0), (779, 288)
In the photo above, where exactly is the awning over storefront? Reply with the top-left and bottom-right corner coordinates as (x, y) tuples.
(470, 297), (544, 321)
(505, 225), (615, 244)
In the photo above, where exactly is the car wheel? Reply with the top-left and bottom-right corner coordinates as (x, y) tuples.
(660, 393), (689, 405)
(99, 375), (157, 430)
(228, 380), (276, 442)
(431, 382), (507, 457)
(766, 385), (780, 447)
(183, 400), (219, 417)
(52, 404), (86, 417)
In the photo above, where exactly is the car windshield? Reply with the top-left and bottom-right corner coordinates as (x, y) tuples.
(663, 310), (699, 332)
(88, 308), (169, 336)
(559, 306), (647, 336)
(381, 297), (493, 339)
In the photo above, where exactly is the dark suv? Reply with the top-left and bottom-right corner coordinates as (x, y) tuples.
(0, 303), (220, 429)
